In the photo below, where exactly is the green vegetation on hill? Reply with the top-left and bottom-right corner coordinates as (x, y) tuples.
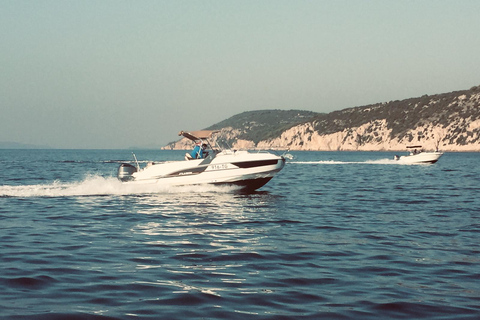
(207, 109), (319, 144)
(310, 85), (480, 144)
(207, 85), (479, 146)
(169, 84), (480, 149)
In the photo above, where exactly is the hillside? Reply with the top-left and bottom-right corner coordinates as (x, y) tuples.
(165, 85), (480, 151)
(207, 110), (319, 144)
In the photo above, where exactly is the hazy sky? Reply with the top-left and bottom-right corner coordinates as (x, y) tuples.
(1, 0), (480, 148)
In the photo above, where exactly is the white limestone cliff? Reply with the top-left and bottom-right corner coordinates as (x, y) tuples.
(165, 91), (480, 152)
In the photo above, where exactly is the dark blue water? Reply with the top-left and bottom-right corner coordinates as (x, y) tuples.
(1, 149), (479, 320)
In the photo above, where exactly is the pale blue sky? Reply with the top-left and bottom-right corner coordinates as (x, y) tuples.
(1, 0), (479, 148)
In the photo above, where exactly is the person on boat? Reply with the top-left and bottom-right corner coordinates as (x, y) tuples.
(190, 142), (208, 159)
(201, 143), (209, 158)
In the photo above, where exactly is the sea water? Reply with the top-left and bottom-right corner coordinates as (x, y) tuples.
(0, 149), (479, 320)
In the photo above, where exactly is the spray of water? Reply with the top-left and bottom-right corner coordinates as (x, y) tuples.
(0, 174), (238, 198)
(290, 158), (421, 165)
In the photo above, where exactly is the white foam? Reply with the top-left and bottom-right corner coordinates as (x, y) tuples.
(290, 160), (346, 164)
(0, 174), (238, 198)
(290, 159), (417, 165)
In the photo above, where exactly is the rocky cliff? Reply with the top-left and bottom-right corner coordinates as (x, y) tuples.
(165, 85), (480, 151)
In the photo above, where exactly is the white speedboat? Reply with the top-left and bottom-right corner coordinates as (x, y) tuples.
(117, 130), (286, 191)
(394, 145), (443, 164)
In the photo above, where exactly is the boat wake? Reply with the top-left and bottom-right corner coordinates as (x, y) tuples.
(0, 175), (238, 198)
(290, 159), (422, 165)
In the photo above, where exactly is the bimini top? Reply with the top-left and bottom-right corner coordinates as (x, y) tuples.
(178, 130), (220, 141)
(406, 145), (422, 149)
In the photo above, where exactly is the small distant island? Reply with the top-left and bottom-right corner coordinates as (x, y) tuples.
(166, 85), (480, 152)
(0, 142), (52, 149)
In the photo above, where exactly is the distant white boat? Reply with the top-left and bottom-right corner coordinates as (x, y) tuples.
(394, 145), (443, 164)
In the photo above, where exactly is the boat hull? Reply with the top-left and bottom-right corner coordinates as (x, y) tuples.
(119, 151), (285, 191)
(396, 152), (443, 164)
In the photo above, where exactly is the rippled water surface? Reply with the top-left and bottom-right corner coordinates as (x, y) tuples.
(1, 150), (479, 319)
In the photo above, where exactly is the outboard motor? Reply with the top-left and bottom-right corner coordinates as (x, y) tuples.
(117, 163), (137, 182)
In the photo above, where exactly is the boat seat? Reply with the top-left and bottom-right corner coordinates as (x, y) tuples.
(185, 153), (193, 160)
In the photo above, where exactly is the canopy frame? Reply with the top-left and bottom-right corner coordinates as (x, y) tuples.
(178, 130), (220, 141)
